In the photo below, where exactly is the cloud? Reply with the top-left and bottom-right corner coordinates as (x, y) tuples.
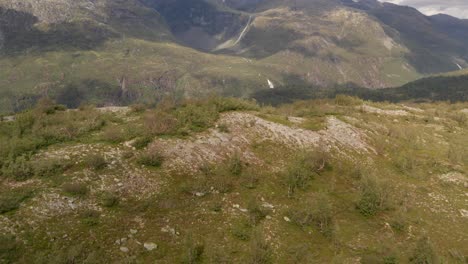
(381, 0), (468, 18)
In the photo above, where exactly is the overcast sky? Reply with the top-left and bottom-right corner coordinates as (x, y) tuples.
(382, 0), (468, 18)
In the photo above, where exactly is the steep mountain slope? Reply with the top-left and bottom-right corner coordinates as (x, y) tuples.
(342, 0), (468, 73)
(0, 0), (467, 114)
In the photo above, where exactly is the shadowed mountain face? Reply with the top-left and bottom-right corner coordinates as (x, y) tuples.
(342, 0), (468, 73)
(0, 0), (467, 113)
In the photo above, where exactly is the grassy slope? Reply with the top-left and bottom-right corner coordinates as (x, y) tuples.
(0, 97), (466, 263)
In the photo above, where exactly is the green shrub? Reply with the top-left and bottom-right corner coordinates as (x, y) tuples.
(0, 189), (33, 214)
(211, 97), (259, 112)
(80, 209), (100, 226)
(356, 176), (391, 217)
(227, 153), (244, 176)
(242, 170), (259, 189)
(182, 165), (234, 196)
(137, 148), (164, 167)
(32, 158), (72, 177)
(284, 151), (327, 197)
(217, 123), (230, 133)
(409, 237), (437, 264)
(247, 199), (267, 226)
(15, 111), (36, 136)
(132, 136), (153, 149)
(1, 155), (34, 181)
(101, 192), (119, 208)
(175, 102), (219, 133)
(249, 232), (272, 264)
(231, 219), (252, 241)
(390, 212), (407, 233)
(288, 193), (334, 236)
(35, 98), (66, 115)
(144, 110), (178, 135)
(130, 103), (147, 113)
(181, 235), (204, 264)
(85, 154), (107, 170)
(208, 246), (231, 264)
(101, 126), (127, 143)
(335, 95), (363, 106)
(63, 182), (88, 196)
(0, 234), (19, 262)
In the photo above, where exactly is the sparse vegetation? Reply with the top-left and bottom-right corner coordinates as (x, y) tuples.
(137, 147), (164, 167)
(409, 237), (437, 264)
(284, 150), (329, 197)
(132, 136), (153, 150)
(249, 232), (272, 264)
(181, 235), (205, 264)
(0, 189), (33, 214)
(85, 154), (107, 170)
(356, 175), (392, 216)
(62, 182), (88, 197)
(0, 97), (466, 263)
(100, 192), (119, 208)
(288, 193), (334, 236)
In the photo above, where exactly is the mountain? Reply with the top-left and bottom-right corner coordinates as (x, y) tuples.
(0, 0), (467, 113)
(342, 0), (468, 74)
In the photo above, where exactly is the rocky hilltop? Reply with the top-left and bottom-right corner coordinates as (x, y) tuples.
(0, 97), (467, 262)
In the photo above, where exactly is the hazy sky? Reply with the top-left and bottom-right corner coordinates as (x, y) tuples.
(382, 0), (468, 18)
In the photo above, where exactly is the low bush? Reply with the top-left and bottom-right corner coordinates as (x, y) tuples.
(182, 165), (235, 195)
(409, 237), (437, 264)
(32, 158), (72, 178)
(80, 209), (100, 226)
(181, 235), (204, 264)
(174, 102), (219, 133)
(0, 234), (19, 262)
(217, 123), (230, 133)
(130, 103), (147, 113)
(227, 153), (244, 176)
(1, 155), (34, 181)
(137, 147), (164, 167)
(249, 232), (272, 264)
(231, 220), (251, 241)
(335, 95), (363, 106)
(101, 192), (119, 208)
(63, 182), (88, 197)
(210, 97), (259, 112)
(356, 176), (392, 217)
(247, 199), (267, 226)
(0, 189), (33, 214)
(132, 136), (153, 149)
(288, 193), (334, 236)
(101, 126), (128, 143)
(242, 170), (259, 189)
(284, 150), (328, 197)
(144, 110), (178, 135)
(85, 154), (107, 170)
